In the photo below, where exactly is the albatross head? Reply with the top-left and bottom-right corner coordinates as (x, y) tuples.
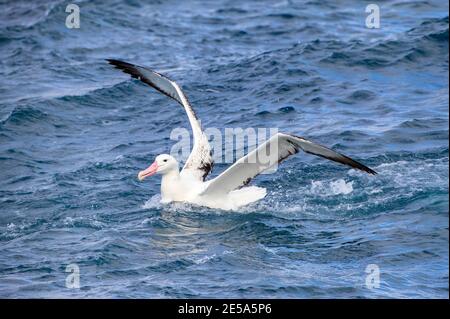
(137, 154), (178, 181)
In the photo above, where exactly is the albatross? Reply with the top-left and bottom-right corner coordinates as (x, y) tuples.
(107, 59), (377, 210)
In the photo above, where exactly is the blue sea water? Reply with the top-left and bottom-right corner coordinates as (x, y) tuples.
(0, 0), (448, 298)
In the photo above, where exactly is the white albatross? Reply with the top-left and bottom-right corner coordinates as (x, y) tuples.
(107, 59), (377, 210)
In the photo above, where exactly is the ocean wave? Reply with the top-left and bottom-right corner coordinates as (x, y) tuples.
(0, 106), (48, 126)
(0, 1), (61, 30)
(0, 0), (448, 298)
(321, 16), (448, 68)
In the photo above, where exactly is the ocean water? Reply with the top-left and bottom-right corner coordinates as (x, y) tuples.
(0, 0), (448, 298)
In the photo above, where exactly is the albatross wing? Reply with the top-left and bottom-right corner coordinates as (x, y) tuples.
(201, 133), (376, 196)
(106, 59), (213, 181)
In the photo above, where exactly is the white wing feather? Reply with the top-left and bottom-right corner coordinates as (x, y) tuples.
(201, 133), (376, 196)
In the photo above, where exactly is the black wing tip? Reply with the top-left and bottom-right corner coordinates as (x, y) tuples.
(106, 59), (166, 80)
(336, 153), (377, 175)
(289, 134), (378, 175)
(106, 58), (126, 65)
(106, 59), (135, 70)
(346, 157), (377, 175)
(106, 59), (145, 82)
(360, 165), (378, 175)
(288, 134), (378, 175)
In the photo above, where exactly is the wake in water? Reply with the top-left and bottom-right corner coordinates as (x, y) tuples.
(310, 179), (354, 196)
(140, 156), (448, 218)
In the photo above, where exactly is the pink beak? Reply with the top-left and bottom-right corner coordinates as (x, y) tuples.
(138, 161), (158, 181)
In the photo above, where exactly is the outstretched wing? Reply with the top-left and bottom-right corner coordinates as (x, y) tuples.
(201, 133), (376, 196)
(107, 59), (213, 180)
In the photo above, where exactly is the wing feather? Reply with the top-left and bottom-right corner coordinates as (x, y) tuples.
(107, 59), (213, 180)
(201, 133), (376, 196)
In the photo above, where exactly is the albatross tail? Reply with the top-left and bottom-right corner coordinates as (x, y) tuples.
(228, 186), (267, 208)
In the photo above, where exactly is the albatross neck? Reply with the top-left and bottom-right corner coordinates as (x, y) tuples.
(161, 168), (180, 184)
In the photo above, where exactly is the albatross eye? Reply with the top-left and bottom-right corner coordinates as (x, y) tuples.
(163, 159), (168, 162)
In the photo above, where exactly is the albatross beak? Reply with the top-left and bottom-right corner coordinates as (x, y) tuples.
(138, 161), (158, 181)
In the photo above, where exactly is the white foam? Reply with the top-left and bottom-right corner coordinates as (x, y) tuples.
(310, 179), (353, 196)
(63, 217), (74, 225)
(330, 179), (354, 195)
(142, 194), (163, 209)
(194, 254), (217, 265)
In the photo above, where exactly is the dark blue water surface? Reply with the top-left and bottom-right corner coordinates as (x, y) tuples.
(0, 0), (448, 298)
